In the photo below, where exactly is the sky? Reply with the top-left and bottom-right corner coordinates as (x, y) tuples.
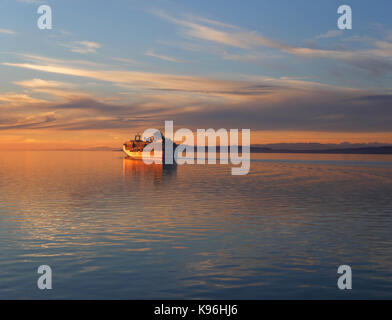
(0, 0), (391, 149)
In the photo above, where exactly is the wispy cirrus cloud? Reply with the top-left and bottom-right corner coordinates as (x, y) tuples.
(0, 92), (48, 106)
(154, 10), (282, 50)
(13, 77), (97, 103)
(0, 112), (56, 131)
(0, 28), (16, 35)
(154, 11), (392, 75)
(15, 53), (106, 68)
(61, 41), (102, 54)
(14, 78), (70, 89)
(145, 49), (182, 63)
(112, 57), (142, 65)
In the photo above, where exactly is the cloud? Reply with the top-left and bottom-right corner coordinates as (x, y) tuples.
(1, 85), (391, 134)
(155, 12), (392, 75)
(145, 49), (182, 63)
(1, 57), (391, 134)
(2, 58), (279, 99)
(4, 55), (370, 104)
(154, 11), (283, 50)
(61, 41), (101, 54)
(15, 53), (106, 68)
(0, 28), (16, 35)
(14, 78), (69, 89)
(164, 91), (392, 133)
(0, 92), (48, 106)
(316, 30), (343, 39)
(112, 57), (141, 65)
(13, 78), (91, 102)
(0, 113), (56, 131)
(1, 53), (391, 137)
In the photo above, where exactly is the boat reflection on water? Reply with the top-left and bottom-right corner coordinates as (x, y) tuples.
(122, 157), (177, 184)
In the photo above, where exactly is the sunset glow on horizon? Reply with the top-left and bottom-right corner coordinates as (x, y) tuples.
(1, 0), (391, 149)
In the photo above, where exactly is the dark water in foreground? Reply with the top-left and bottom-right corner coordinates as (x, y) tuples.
(0, 151), (391, 299)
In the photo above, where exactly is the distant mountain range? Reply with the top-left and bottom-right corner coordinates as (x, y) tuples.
(249, 143), (392, 154)
(250, 146), (392, 154)
(251, 142), (392, 151)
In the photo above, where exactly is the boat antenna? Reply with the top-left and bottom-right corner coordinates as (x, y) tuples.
(159, 128), (165, 139)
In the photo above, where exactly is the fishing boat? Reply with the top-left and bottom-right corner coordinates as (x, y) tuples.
(123, 133), (160, 160)
(123, 132), (176, 162)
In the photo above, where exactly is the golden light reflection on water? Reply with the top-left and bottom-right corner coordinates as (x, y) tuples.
(122, 157), (177, 184)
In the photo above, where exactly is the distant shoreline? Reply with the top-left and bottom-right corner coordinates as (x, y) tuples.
(249, 146), (392, 154)
(2, 146), (392, 154)
(113, 146), (392, 154)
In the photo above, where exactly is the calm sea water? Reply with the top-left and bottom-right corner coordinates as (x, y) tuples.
(0, 151), (391, 299)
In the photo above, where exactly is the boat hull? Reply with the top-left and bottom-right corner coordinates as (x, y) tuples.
(122, 146), (163, 161)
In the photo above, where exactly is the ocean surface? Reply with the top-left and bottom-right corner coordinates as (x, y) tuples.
(0, 151), (391, 299)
